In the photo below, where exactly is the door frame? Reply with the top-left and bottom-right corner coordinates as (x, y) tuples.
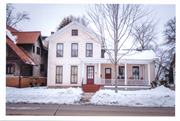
(104, 67), (112, 79)
(86, 66), (94, 84)
(105, 68), (112, 79)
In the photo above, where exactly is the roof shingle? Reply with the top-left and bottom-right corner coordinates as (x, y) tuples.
(11, 31), (41, 44)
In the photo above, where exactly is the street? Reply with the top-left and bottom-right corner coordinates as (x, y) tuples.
(6, 103), (175, 116)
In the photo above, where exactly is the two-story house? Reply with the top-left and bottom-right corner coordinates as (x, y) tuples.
(46, 21), (158, 92)
(6, 25), (48, 88)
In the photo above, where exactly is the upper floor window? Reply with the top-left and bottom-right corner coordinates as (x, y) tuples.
(37, 47), (40, 55)
(132, 66), (139, 79)
(57, 43), (63, 57)
(86, 43), (93, 57)
(71, 43), (78, 57)
(72, 30), (78, 36)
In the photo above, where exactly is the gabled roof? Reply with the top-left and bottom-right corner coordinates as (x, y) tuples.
(11, 31), (41, 44)
(6, 25), (19, 32)
(45, 21), (95, 42)
(6, 36), (38, 66)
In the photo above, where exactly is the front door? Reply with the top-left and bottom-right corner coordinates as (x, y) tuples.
(105, 68), (111, 84)
(87, 66), (94, 84)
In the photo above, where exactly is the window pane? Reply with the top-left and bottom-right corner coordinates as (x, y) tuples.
(74, 67), (77, 74)
(72, 50), (77, 56)
(57, 50), (62, 56)
(87, 44), (92, 49)
(57, 44), (62, 50)
(72, 44), (77, 49)
(72, 30), (78, 36)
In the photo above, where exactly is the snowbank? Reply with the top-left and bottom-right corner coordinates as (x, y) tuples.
(6, 87), (83, 104)
(89, 86), (175, 107)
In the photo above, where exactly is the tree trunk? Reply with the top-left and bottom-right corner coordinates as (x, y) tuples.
(115, 63), (118, 93)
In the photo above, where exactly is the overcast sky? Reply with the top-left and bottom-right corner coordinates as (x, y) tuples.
(10, 3), (175, 44)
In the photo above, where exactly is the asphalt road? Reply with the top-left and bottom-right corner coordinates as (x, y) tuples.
(6, 103), (175, 116)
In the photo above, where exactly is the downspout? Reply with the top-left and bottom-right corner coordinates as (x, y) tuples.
(19, 66), (22, 88)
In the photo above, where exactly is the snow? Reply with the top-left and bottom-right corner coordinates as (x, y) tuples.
(89, 86), (175, 107)
(104, 50), (158, 60)
(6, 87), (83, 104)
(6, 86), (175, 107)
(6, 29), (18, 44)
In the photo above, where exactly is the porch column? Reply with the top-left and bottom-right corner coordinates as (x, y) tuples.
(98, 63), (101, 84)
(82, 62), (85, 84)
(125, 63), (127, 85)
(148, 62), (151, 85)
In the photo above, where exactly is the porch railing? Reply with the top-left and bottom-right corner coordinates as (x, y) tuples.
(100, 79), (149, 86)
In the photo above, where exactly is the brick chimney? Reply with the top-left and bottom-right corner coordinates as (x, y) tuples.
(51, 31), (54, 35)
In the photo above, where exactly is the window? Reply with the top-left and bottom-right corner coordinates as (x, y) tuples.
(119, 66), (125, 79)
(71, 43), (78, 57)
(33, 45), (35, 53)
(40, 64), (44, 72)
(132, 66), (139, 79)
(6, 64), (14, 74)
(57, 43), (63, 57)
(86, 43), (93, 57)
(71, 66), (78, 84)
(56, 66), (63, 84)
(37, 47), (40, 55)
(72, 29), (78, 36)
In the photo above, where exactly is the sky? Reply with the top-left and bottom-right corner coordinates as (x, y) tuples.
(9, 3), (175, 41)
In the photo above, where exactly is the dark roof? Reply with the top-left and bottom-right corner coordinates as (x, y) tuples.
(6, 36), (37, 66)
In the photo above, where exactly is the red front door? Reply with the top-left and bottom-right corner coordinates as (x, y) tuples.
(105, 68), (111, 84)
(87, 66), (94, 84)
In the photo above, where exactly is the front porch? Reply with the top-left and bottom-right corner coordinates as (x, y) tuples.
(81, 58), (155, 92)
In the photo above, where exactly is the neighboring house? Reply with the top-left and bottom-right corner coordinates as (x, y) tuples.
(6, 25), (48, 88)
(46, 21), (158, 92)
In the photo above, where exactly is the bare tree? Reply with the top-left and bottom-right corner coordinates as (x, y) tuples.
(131, 17), (158, 50)
(6, 3), (30, 27)
(86, 4), (150, 93)
(57, 15), (89, 30)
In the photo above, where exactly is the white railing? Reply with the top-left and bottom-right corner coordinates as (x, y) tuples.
(127, 79), (148, 85)
(100, 79), (149, 86)
(100, 79), (125, 85)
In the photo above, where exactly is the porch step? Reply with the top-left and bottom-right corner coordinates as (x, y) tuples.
(83, 85), (104, 93)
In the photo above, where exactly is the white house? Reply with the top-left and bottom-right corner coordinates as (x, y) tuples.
(46, 21), (159, 92)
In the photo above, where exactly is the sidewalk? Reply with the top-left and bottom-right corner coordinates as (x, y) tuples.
(80, 93), (95, 102)
(6, 103), (175, 116)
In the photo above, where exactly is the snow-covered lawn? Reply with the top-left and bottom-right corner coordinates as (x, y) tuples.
(89, 86), (175, 107)
(6, 86), (175, 107)
(6, 86), (83, 104)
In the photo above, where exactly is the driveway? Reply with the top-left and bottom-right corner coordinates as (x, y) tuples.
(6, 103), (175, 116)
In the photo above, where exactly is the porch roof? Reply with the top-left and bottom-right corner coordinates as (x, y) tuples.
(80, 50), (158, 64)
